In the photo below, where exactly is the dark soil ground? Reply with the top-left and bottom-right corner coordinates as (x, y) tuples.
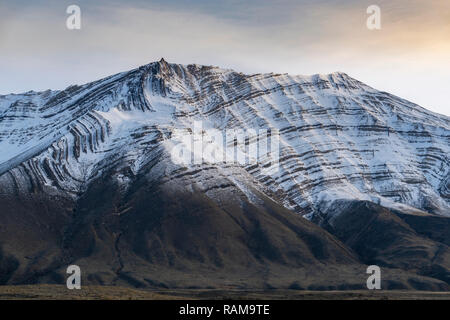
(0, 285), (449, 300)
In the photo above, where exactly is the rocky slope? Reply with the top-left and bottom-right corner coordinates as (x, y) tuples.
(0, 59), (448, 290)
(1, 59), (448, 216)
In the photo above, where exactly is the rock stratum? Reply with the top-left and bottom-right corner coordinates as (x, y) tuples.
(0, 59), (449, 291)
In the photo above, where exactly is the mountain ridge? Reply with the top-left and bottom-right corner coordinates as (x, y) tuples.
(0, 59), (448, 216)
(0, 60), (448, 290)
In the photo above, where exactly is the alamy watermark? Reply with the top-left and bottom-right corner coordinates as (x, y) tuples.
(366, 5), (381, 30)
(66, 265), (81, 289)
(66, 5), (81, 30)
(64, 5), (381, 32)
(366, 265), (381, 289)
(166, 121), (281, 174)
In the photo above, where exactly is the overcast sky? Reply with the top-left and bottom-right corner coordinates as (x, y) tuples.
(0, 0), (449, 116)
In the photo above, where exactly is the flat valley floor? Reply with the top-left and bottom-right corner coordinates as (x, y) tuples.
(0, 285), (449, 300)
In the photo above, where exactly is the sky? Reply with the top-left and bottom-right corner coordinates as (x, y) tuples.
(0, 0), (449, 116)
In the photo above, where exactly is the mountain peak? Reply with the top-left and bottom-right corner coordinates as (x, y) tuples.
(0, 59), (449, 291)
(158, 57), (169, 67)
(0, 61), (448, 215)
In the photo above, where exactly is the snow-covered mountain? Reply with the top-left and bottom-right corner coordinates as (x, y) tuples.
(1, 58), (448, 217)
(1, 59), (449, 289)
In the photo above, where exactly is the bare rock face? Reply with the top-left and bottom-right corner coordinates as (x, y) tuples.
(0, 60), (448, 289)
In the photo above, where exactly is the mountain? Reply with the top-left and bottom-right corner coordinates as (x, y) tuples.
(0, 59), (448, 290)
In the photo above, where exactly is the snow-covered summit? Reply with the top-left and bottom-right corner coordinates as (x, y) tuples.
(0, 60), (449, 216)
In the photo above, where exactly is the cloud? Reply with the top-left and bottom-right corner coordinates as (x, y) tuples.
(0, 0), (448, 115)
